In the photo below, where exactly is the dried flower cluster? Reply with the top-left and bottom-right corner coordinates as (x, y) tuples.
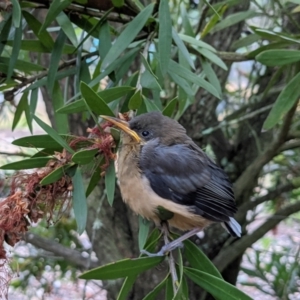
(0, 120), (117, 262)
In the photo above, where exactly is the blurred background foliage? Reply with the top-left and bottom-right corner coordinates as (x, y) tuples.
(0, 0), (300, 299)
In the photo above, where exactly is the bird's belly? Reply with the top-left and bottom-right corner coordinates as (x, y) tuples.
(117, 160), (210, 231)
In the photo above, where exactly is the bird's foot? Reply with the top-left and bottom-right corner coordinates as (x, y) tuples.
(140, 241), (184, 257)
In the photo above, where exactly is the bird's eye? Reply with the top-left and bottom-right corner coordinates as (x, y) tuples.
(142, 130), (150, 137)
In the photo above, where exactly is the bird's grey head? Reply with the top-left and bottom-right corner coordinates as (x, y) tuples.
(129, 112), (187, 145)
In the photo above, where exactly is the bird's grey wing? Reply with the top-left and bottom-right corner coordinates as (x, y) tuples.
(139, 139), (237, 224)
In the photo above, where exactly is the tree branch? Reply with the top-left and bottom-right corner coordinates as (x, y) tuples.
(236, 182), (297, 221)
(234, 103), (298, 200)
(213, 200), (300, 272)
(23, 232), (98, 269)
(8, 51), (97, 97)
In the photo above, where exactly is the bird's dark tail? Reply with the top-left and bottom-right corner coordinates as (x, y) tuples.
(222, 217), (241, 237)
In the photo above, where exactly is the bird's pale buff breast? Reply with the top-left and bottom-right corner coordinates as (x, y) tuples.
(116, 142), (211, 231)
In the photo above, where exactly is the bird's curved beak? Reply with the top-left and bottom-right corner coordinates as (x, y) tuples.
(100, 115), (141, 143)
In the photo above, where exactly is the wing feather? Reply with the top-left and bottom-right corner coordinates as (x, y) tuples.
(139, 139), (238, 225)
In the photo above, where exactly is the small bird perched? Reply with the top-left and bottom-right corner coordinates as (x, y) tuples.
(101, 112), (241, 255)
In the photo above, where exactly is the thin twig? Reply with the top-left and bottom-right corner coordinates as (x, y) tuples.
(8, 51), (97, 97)
(194, 104), (273, 139)
(161, 223), (178, 295)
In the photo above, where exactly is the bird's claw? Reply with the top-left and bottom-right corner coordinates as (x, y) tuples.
(141, 241), (184, 257)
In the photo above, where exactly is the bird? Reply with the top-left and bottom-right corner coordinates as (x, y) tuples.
(101, 111), (241, 255)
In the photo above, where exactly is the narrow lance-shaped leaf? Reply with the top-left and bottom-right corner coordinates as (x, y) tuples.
(47, 30), (66, 94)
(142, 274), (168, 300)
(52, 81), (69, 134)
(72, 149), (98, 165)
(138, 216), (151, 251)
(128, 89), (142, 110)
(184, 268), (253, 300)
(183, 239), (222, 279)
(80, 82), (115, 116)
(11, 0), (21, 28)
(105, 160), (116, 206)
(172, 28), (195, 70)
(263, 71), (300, 130)
(0, 157), (51, 170)
(212, 10), (258, 33)
(79, 256), (165, 280)
(256, 49), (300, 66)
(158, 0), (172, 76)
(101, 3), (154, 68)
(33, 115), (74, 153)
(12, 92), (28, 130)
(162, 97), (177, 117)
(40, 164), (74, 185)
(0, 16), (12, 56)
(72, 167), (87, 235)
(39, 0), (72, 33)
(168, 60), (220, 98)
(56, 11), (78, 47)
(117, 275), (138, 300)
(7, 24), (22, 80)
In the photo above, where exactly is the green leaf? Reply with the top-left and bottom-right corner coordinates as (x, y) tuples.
(0, 57), (45, 73)
(12, 92), (28, 130)
(33, 116), (74, 153)
(86, 163), (102, 197)
(32, 148), (62, 158)
(101, 3), (154, 68)
(180, 4), (194, 37)
(98, 21), (111, 58)
(231, 33), (260, 50)
(12, 134), (71, 149)
(40, 164), (73, 185)
(252, 27), (300, 44)
(201, 4), (227, 38)
(27, 88), (38, 133)
(11, 0), (21, 28)
(72, 168), (87, 235)
(256, 49), (300, 66)
(56, 12), (78, 47)
(213, 10), (258, 32)
(0, 16), (12, 56)
(172, 28), (195, 70)
(162, 98), (177, 117)
(79, 256), (165, 280)
(80, 82), (115, 116)
(201, 59), (222, 96)
(39, 0), (72, 33)
(23, 11), (54, 50)
(47, 29), (66, 94)
(7, 24), (22, 80)
(263, 71), (300, 129)
(128, 90), (142, 110)
(142, 274), (168, 300)
(184, 239), (222, 279)
(196, 48), (227, 70)
(165, 276), (174, 299)
(168, 72), (194, 96)
(72, 149), (98, 165)
(184, 268), (253, 300)
(138, 216), (151, 251)
(58, 86), (134, 114)
(178, 34), (216, 52)
(52, 81), (69, 134)
(105, 161), (116, 206)
(144, 98), (160, 112)
(117, 275), (138, 300)
(168, 60), (220, 98)
(140, 70), (162, 90)
(142, 228), (161, 253)
(158, 0), (172, 76)
(0, 157), (50, 170)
